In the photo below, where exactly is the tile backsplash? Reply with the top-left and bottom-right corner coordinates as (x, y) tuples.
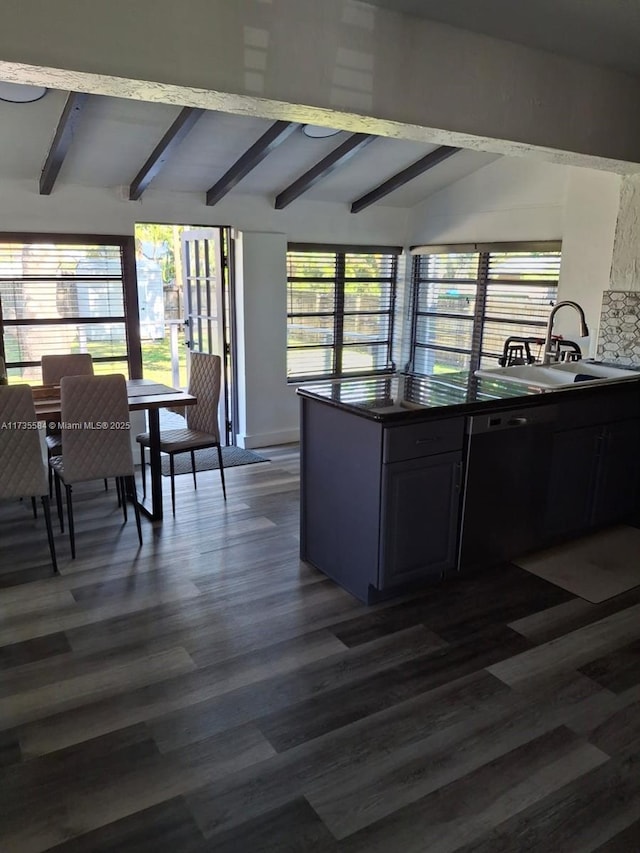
(597, 290), (640, 366)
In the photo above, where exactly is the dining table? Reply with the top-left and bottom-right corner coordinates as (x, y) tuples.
(32, 378), (196, 522)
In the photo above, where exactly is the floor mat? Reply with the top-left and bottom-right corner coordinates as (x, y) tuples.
(161, 445), (269, 476)
(514, 525), (640, 603)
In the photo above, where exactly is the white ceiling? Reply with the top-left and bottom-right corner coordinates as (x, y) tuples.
(367, 0), (640, 77)
(0, 87), (497, 212)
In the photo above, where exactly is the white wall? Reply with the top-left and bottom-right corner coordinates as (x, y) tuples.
(557, 168), (621, 354)
(407, 159), (625, 361)
(2, 0), (640, 168)
(0, 178), (408, 245)
(235, 231), (298, 449)
(408, 157), (568, 246)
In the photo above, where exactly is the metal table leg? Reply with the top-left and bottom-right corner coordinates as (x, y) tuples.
(139, 407), (163, 521)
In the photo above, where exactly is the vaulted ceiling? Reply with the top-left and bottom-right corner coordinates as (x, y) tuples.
(0, 87), (499, 212)
(368, 0), (640, 77)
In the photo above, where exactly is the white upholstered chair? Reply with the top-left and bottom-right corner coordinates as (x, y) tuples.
(41, 353), (95, 496)
(137, 352), (226, 516)
(0, 385), (57, 573)
(49, 373), (142, 559)
(41, 353), (94, 386)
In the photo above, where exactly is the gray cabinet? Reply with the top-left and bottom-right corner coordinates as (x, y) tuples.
(300, 379), (640, 604)
(593, 418), (640, 527)
(379, 451), (462, 588)
(299, 395), (464, 603)
(544, 424), (601, 541)
(544, 393), (640, 544)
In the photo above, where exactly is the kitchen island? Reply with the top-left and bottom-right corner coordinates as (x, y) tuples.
(298, 370), (640, 603)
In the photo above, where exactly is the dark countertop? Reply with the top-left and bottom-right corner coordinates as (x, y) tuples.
(296, 368), (640, 423)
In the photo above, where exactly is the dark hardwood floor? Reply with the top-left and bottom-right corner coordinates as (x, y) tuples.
(2, 445), (640, 852)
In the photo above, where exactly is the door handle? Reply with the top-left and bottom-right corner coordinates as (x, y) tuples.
(455, 461), (463, 491)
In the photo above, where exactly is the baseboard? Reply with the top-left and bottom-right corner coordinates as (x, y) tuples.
(237, 428), (300, 449)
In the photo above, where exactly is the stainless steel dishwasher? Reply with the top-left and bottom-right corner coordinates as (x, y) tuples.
(458, 404), (558, 571)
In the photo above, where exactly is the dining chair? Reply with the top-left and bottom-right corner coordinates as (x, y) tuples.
(0, 385), (57, 573)
(49, 373), (142, 559)
(137, 352), (227, 516)
(41, 353), (95, 497)
(41, 353), (94, 386)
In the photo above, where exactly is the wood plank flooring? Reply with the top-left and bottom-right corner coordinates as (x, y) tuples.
(2, 445), (640, 851)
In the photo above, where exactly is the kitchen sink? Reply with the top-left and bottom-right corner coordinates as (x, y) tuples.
(475, 361), (640, 390)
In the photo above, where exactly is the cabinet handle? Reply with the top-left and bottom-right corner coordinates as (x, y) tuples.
(455, 461), (463, 491)
(508, 417), (528, 426)
(416, 436), (441, 444)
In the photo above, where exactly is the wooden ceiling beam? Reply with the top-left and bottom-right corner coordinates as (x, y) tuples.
(206, 120), (298, 206)
(39, 92), (90, 195)
(129, 107), (205, 201)
(274, 133), (375, 210)
(350, 145), (461, 213)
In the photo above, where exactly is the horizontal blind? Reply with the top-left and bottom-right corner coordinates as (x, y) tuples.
(287, 247), (397, 381)
(481, 251), (560, 364)
(411, 252), (479, 375)
(0, 242), (128, 384)
(410, 247), (561, 375)
(287, 250), (337, 380)
(342, 252), (396, 376)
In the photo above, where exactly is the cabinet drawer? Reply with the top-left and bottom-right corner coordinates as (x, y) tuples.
(383, 418), (464, 463)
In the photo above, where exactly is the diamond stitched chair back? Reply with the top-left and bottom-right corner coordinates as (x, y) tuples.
(0, 385), (57, 572)
(41, 353), (94, 386)
(49, 373), (142, 558)
(41, 353), (95, 495)
(137, 352), (226, 516)
(186, 352), (221, 438)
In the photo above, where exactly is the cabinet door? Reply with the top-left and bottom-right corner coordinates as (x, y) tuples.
(593, 418), (640, 527)
(544, 425), (601, 542)
(379, 451), (462, 589)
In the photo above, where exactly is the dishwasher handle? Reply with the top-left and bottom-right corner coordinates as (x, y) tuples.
(467, 404), (558, 434)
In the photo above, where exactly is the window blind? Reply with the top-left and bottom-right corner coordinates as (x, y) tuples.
(0, 241), (130, 384)
(410, 245), (560, 375)
(287, 246), (397, 381)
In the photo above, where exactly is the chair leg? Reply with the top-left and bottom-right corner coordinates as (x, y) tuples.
(31, 496), (38, 518)
(120, 477), (128, 523)
(65, 483), (76, 559)
(54, 471), (64, 533)
(216, 444), (227, 501)
(126, 475), (143, 546)
(190, 450), (197, 491)
(169, 455), (176, 517)
(48, 458), (53, 499)
(104, 478), (109, 492)
(115, 476), (122, 508)
(140, 444), (147, 500)
(41, 495), (58, 574)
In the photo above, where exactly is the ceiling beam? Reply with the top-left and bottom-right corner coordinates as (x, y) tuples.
(206, 120), (298, 206)
(39, 92), (90, 195)
(275, 133), (375, 210)
(350, 145), (461, 213)
(129, 107), (205, 201)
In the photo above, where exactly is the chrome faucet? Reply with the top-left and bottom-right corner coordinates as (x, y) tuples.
(542, 301), (589, 364)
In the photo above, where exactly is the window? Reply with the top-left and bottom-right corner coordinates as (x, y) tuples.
(287, 244), (399, 381)
(409, 243), (561, 375)
(0, 235), (140, 384)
